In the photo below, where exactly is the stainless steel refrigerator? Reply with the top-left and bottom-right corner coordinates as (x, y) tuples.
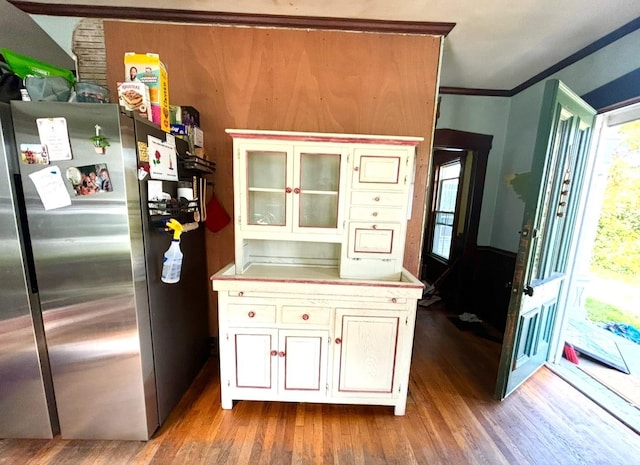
(0, 101), (210, 440)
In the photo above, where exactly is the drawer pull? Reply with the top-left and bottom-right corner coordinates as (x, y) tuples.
(248, 311), (256, 318)
(302, 313), (310, 321)
(374, 196), (380, 202)
(278, 351), (286, 357)
(372, 211), (378, 217)
(335, 338), (342, 344)
(372, 224), (377, 229)
(238, 291), (244, 297)
(270, 350), (278, 357)
(391, 298), (397, 303)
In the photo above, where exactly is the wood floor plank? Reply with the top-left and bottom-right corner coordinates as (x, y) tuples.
(2, 303), (639, 465)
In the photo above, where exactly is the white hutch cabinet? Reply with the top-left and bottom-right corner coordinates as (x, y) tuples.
(212, 130), (424, 415)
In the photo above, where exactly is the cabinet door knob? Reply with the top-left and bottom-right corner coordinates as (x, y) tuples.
(302, 313), (309, 320)
(391, 298), (397, 303)
(285, 187), (292, 193)
(294, 187), (301, 194)
(270, 350), (278, 357)
(248, 311), (256, 318)
(238, 291), (244, 297)
(278, 351), (286, 357)
(354, 166), (359, 172)
(335, 338), (342, 344)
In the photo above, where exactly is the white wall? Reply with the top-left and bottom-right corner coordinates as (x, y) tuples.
(30, 15), (79, 59)
(440, 27), (640, 252)
(0, 5), (75, 70)
(436, 94), (510, 246)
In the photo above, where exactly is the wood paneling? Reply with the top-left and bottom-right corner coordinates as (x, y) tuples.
(472, 247), (516, 331)
(103, 21), (440, 334)
(1, 305), (638, 464)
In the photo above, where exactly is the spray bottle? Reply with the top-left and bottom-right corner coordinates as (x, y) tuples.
(161, 218), (184, 284)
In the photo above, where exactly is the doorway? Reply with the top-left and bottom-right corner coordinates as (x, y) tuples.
(550, 101), (640, 432)
(420, 128), (492, 314)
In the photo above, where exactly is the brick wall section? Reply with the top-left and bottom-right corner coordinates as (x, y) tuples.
(72, 18), (108, 86)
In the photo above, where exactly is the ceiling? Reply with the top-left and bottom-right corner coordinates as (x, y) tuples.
(9, 0), (640, 92)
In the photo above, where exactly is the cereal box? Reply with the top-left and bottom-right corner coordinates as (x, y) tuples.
(117, 81), (152, 121)
(124, 52), (169, 132)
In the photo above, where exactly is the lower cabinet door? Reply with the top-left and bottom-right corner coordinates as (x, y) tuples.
(229, 327), (329, 400)
(278, 329), (328, 395)
(230, 328), (278, 393)
(333, 309), (400, 397)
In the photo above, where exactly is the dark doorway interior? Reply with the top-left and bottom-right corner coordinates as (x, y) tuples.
(421, 129), (492, 314)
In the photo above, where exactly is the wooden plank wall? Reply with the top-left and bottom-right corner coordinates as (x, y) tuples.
(103, 21), (441, 335)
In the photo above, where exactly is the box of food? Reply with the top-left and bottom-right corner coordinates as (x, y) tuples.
(124, 52), (169, 131)
(189, 126), (204, 148)
(170, 123), (188, 136)
(170, 105), (200, 127)
(117, 81), (152, 121)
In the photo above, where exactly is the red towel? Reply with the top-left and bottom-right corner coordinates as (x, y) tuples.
(205, 194), (231, 233)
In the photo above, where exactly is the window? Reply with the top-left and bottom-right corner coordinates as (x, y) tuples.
(430, 161), (461, 260)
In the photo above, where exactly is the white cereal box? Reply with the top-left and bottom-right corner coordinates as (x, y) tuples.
(124, 52), (170, 132)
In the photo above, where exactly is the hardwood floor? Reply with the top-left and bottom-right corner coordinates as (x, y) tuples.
(1, 304), (638, 465)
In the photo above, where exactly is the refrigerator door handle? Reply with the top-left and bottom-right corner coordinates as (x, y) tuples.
(13, 173), (39, 294)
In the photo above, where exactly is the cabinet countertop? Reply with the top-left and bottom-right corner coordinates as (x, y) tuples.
(211, 262), (424, 298)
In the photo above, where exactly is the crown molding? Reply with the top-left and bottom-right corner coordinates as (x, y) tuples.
(8, 1), (455, 35)
(439, 87), (511, 97)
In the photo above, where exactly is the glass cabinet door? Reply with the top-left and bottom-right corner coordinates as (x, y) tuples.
(246, 150), (288, 226)
(295, 149), (342, 230)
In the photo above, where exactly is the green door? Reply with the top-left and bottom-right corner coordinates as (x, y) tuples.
(495, 80), (596, 400)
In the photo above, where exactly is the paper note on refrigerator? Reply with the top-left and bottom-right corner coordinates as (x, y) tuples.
(36, 117), (73, 161)
(148, 135), (178, 181)
(28, 165), (72, 210)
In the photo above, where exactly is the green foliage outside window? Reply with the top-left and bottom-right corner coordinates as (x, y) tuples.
(590, 120), (640, 284)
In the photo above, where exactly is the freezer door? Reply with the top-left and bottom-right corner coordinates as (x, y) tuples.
(134, 117), (210, 425)
(11, 101), (157, 440)
(0, 103), (57, 439)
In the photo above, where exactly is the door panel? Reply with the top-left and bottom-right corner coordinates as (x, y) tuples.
(333, 311), (399, 396)
(232, 329), (277, 390)
(495, 80), (596, 399)
(512, 278), (559, 375)
(239, 144), (290, 231)
(351, 148), (408, 189)
(280, 330), (328, 393)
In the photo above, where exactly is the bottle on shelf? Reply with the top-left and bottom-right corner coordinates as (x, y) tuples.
(161, 218), (184, 284)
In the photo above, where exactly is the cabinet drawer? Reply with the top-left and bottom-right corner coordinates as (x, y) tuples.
(349, 206), (403, 222)
(350, 191), (406, 207)
(351, 148), (409, 189)
(226, 304), (276, 323)
(347, 222), (402, 258)
(281, 306), (331, 326)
